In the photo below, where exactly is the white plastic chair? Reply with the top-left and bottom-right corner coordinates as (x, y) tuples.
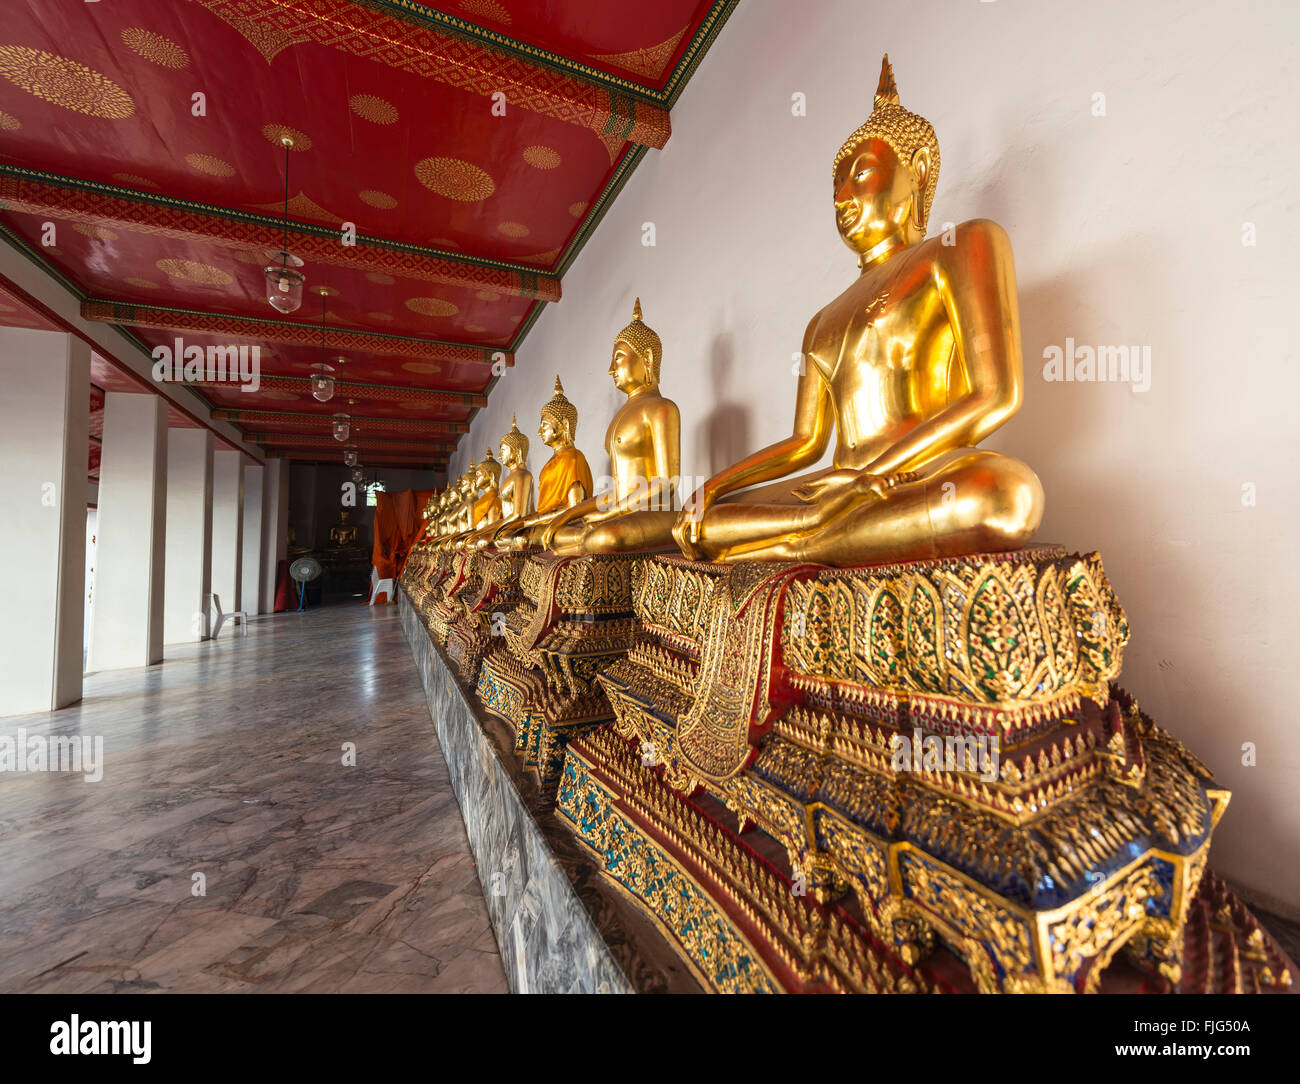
(209, 593), (249, 637)
(368, 567), (394, 605)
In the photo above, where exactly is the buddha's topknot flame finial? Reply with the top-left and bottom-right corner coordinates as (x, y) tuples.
(875, 54), (899, 110)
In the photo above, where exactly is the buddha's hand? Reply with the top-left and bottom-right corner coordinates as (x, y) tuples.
(673, 483), (717, 558)
(851, 470), (919, 500)
(540, 511), (574, 551)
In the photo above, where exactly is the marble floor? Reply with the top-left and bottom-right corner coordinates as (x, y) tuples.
(0, 603), (508, 993)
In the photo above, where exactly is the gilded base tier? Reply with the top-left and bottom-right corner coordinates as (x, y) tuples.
(587, 548), (1293, 993)
(475, 551), (646, 786)
(400, 541), (1293, 994)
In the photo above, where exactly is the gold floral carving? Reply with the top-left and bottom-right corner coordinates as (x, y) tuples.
(0, 46), (134, 119)
(155, 258), (233, 286)
(359, 189), (397, 209)
(262, 123), (312, 151)
(120, 28), (190, 69)
(348, 93), (398, 124)
(405, 296), (458, 318)
(522, 145), (561, 170)
(415, 156), (495, 202)
(588, 26), (688, 82)
(184, 153), (235, 178)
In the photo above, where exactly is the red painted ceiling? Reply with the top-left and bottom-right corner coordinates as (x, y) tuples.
(0, 0), (734, 471)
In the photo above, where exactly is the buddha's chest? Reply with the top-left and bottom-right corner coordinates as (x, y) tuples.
(810, 281), (949, 388)
(605, 407), (653, 465)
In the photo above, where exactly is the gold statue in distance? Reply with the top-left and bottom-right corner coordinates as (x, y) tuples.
(328, 509), (359, 548)
(493, 377), (594, 550)
(461, 418), (535, 549)
(542, 299), (682, 554)
(674, 56), (1043, 566)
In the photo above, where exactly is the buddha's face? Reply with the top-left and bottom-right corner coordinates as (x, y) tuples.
(475, 463), (494, 490)
(609, 342), (648, 393)
(459, 476), (473, 497)
(499, 441), (517, 468)
(833, 137), (925, 254)
(539, 415), (567, 448)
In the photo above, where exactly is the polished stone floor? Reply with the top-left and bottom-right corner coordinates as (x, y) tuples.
(0, 603), (507, 993)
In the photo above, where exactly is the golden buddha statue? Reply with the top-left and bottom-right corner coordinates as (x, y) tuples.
(495, 376), (594, 548)
(463, 416), (536, 549)
(431, 471), (471, 547)
(328, 509), (360, 548)
(672, 56), (1043, 567)
(541, 300), (681, 554)
(450, 449), (503, 549)
(437, 487), (458, 536)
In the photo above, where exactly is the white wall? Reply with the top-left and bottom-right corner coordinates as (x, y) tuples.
(163, 428), (213, 644)
(0, 329), (89, 713)
(452, 0), (1300, 909)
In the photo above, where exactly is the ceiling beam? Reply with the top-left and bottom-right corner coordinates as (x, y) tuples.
(213, 409), (469, 434)
(0, 234), (262, 460)
(288, 452), (447, 467)
(0, 169), (560, 302)
(189, 0), (670, 148)
(81, 299), (512, 367)
(190, 374), (485, 408)
(252, 434), (458, 452)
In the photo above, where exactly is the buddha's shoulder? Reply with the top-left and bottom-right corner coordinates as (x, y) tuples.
(928, 219), (1012, 261)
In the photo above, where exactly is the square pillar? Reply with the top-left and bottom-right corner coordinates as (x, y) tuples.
(163, 428), (213, 643)
(211, 449), (244, 614)
(89, 392), (167, 670)
(261, 458), (290, 614)
(241, 464), (266, 615)
(0, 328), (89, 714)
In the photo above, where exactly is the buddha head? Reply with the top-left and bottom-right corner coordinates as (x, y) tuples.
(610, 297), (662, 393)
(539, 375), (578, 449)
(499, 414), (529, 469)
(832, 55), (940, 262)
(475, 449), (502, 492)
(458, 466), (476, 500)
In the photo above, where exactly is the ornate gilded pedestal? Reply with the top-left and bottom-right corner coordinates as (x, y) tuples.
(445, 548), (528, 685)
(476, 551), (643, 785)
(580, 548), (1293, 994)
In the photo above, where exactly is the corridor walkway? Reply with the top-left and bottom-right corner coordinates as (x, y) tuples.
(0, 604), (507, 993)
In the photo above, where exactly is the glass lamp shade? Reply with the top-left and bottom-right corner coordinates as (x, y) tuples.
(332, 413), (351, 442)
(310, 364), (335, 402)
(343, 447), (358, 467)
(263, 252), (305, 314)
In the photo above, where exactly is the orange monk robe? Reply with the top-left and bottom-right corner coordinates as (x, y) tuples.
(537, 447), (594, 513)
(472, 491), (502, 528)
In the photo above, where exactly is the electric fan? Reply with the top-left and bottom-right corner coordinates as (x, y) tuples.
(289, 556), (322, 612)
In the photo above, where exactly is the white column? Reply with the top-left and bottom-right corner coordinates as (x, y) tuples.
(210, 449), (244, 614)
(241, 464), (266, 614)
(0, 329), (89, 714)
(89, 392), (166, 671)
(163, 428), (213, 644)
(261, 458), (290, 613)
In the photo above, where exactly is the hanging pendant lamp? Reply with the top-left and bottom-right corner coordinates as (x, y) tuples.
(310, 288), (335, 402)
(263, 136), (305, 314)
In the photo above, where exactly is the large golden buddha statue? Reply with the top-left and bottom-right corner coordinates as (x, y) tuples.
(541, 300), (681, 554)
(495, 377), (594, 549)
(673, 56), (1043, 566)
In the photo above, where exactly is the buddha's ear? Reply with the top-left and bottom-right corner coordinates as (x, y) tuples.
(910, 147), (931, 193)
